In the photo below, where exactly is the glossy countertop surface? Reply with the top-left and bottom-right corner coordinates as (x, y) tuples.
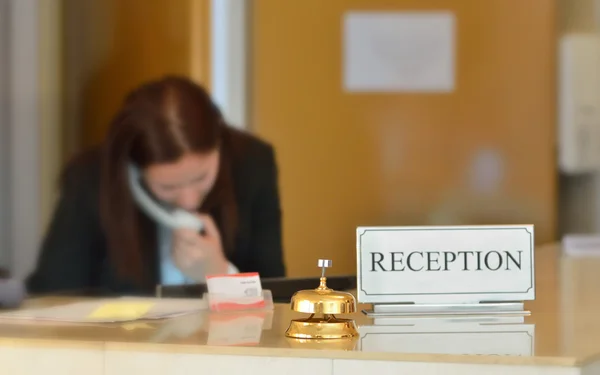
(0, 243), (599, 367)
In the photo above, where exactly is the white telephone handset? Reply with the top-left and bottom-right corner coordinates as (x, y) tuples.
(127, 164), (204, 232)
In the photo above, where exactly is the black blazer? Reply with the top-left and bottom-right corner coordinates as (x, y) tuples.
(26, 128), (286, 296)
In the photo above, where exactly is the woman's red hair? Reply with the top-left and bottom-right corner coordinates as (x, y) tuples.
(98, 76), (237, 284)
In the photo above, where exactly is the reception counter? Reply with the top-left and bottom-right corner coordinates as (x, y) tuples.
(1, 242), (599, 375)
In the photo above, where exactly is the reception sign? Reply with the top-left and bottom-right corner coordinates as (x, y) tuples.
(356, 225), (535, 304)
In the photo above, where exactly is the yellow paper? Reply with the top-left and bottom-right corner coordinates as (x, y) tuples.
(88, 301), (155, 321)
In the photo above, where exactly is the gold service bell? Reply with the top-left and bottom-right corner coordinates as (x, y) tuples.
(284, 259), (358, 339)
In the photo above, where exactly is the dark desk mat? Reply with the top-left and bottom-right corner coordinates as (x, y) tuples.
(156, 275), (357, 303)
(27, 275), (357, 304)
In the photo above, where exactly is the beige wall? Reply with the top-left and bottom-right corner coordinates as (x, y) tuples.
(252, 0), (557, 277)
(62, 0), (211, 152)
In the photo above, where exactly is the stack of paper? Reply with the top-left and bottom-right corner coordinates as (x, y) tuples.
(0, 297), (207, 323)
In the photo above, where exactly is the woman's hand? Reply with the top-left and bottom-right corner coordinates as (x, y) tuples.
(172, 214), (229, 278)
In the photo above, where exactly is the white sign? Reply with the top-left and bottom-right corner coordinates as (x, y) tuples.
(343, 11), (456, 93)
(356, 225), (535, 304)
(562, 234), (600, 257)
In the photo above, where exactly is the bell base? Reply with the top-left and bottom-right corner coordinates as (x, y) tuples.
(285, 337), (359, 350)
(284, 315), (359, 339)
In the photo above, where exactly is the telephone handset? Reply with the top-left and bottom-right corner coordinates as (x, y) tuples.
(127, 164), (204, 231)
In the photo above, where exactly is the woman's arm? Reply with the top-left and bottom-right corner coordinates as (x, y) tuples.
(26, 161), (102, 294)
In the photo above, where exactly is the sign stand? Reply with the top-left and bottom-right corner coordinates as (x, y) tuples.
(363, 301), (529, 317)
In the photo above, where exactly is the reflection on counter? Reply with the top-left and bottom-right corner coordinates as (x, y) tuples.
(285, 336), (359, 351)
(138, 309), (274, 346)
(206, 311), (274, 346)
(148, 313), (206, 343)
(358, 317), (534, 356)
(559, 251), (600, 359)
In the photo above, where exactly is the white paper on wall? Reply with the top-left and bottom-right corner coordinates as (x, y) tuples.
(343, 11), (456, 93)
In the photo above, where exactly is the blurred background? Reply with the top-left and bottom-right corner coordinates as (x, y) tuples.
(0, 0), (598, 279)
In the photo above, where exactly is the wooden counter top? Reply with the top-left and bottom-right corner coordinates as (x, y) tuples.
(1, 243), (599, 374)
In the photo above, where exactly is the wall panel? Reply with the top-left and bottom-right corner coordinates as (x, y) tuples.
(251, 0), (557, 277)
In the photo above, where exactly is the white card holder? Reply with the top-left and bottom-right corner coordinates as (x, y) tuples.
(203, 290), (274, 313)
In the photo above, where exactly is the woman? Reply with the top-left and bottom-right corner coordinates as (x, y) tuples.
(26, 76), (286, 295)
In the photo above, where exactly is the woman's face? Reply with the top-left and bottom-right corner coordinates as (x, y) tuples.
(143, 150), (220, 211)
